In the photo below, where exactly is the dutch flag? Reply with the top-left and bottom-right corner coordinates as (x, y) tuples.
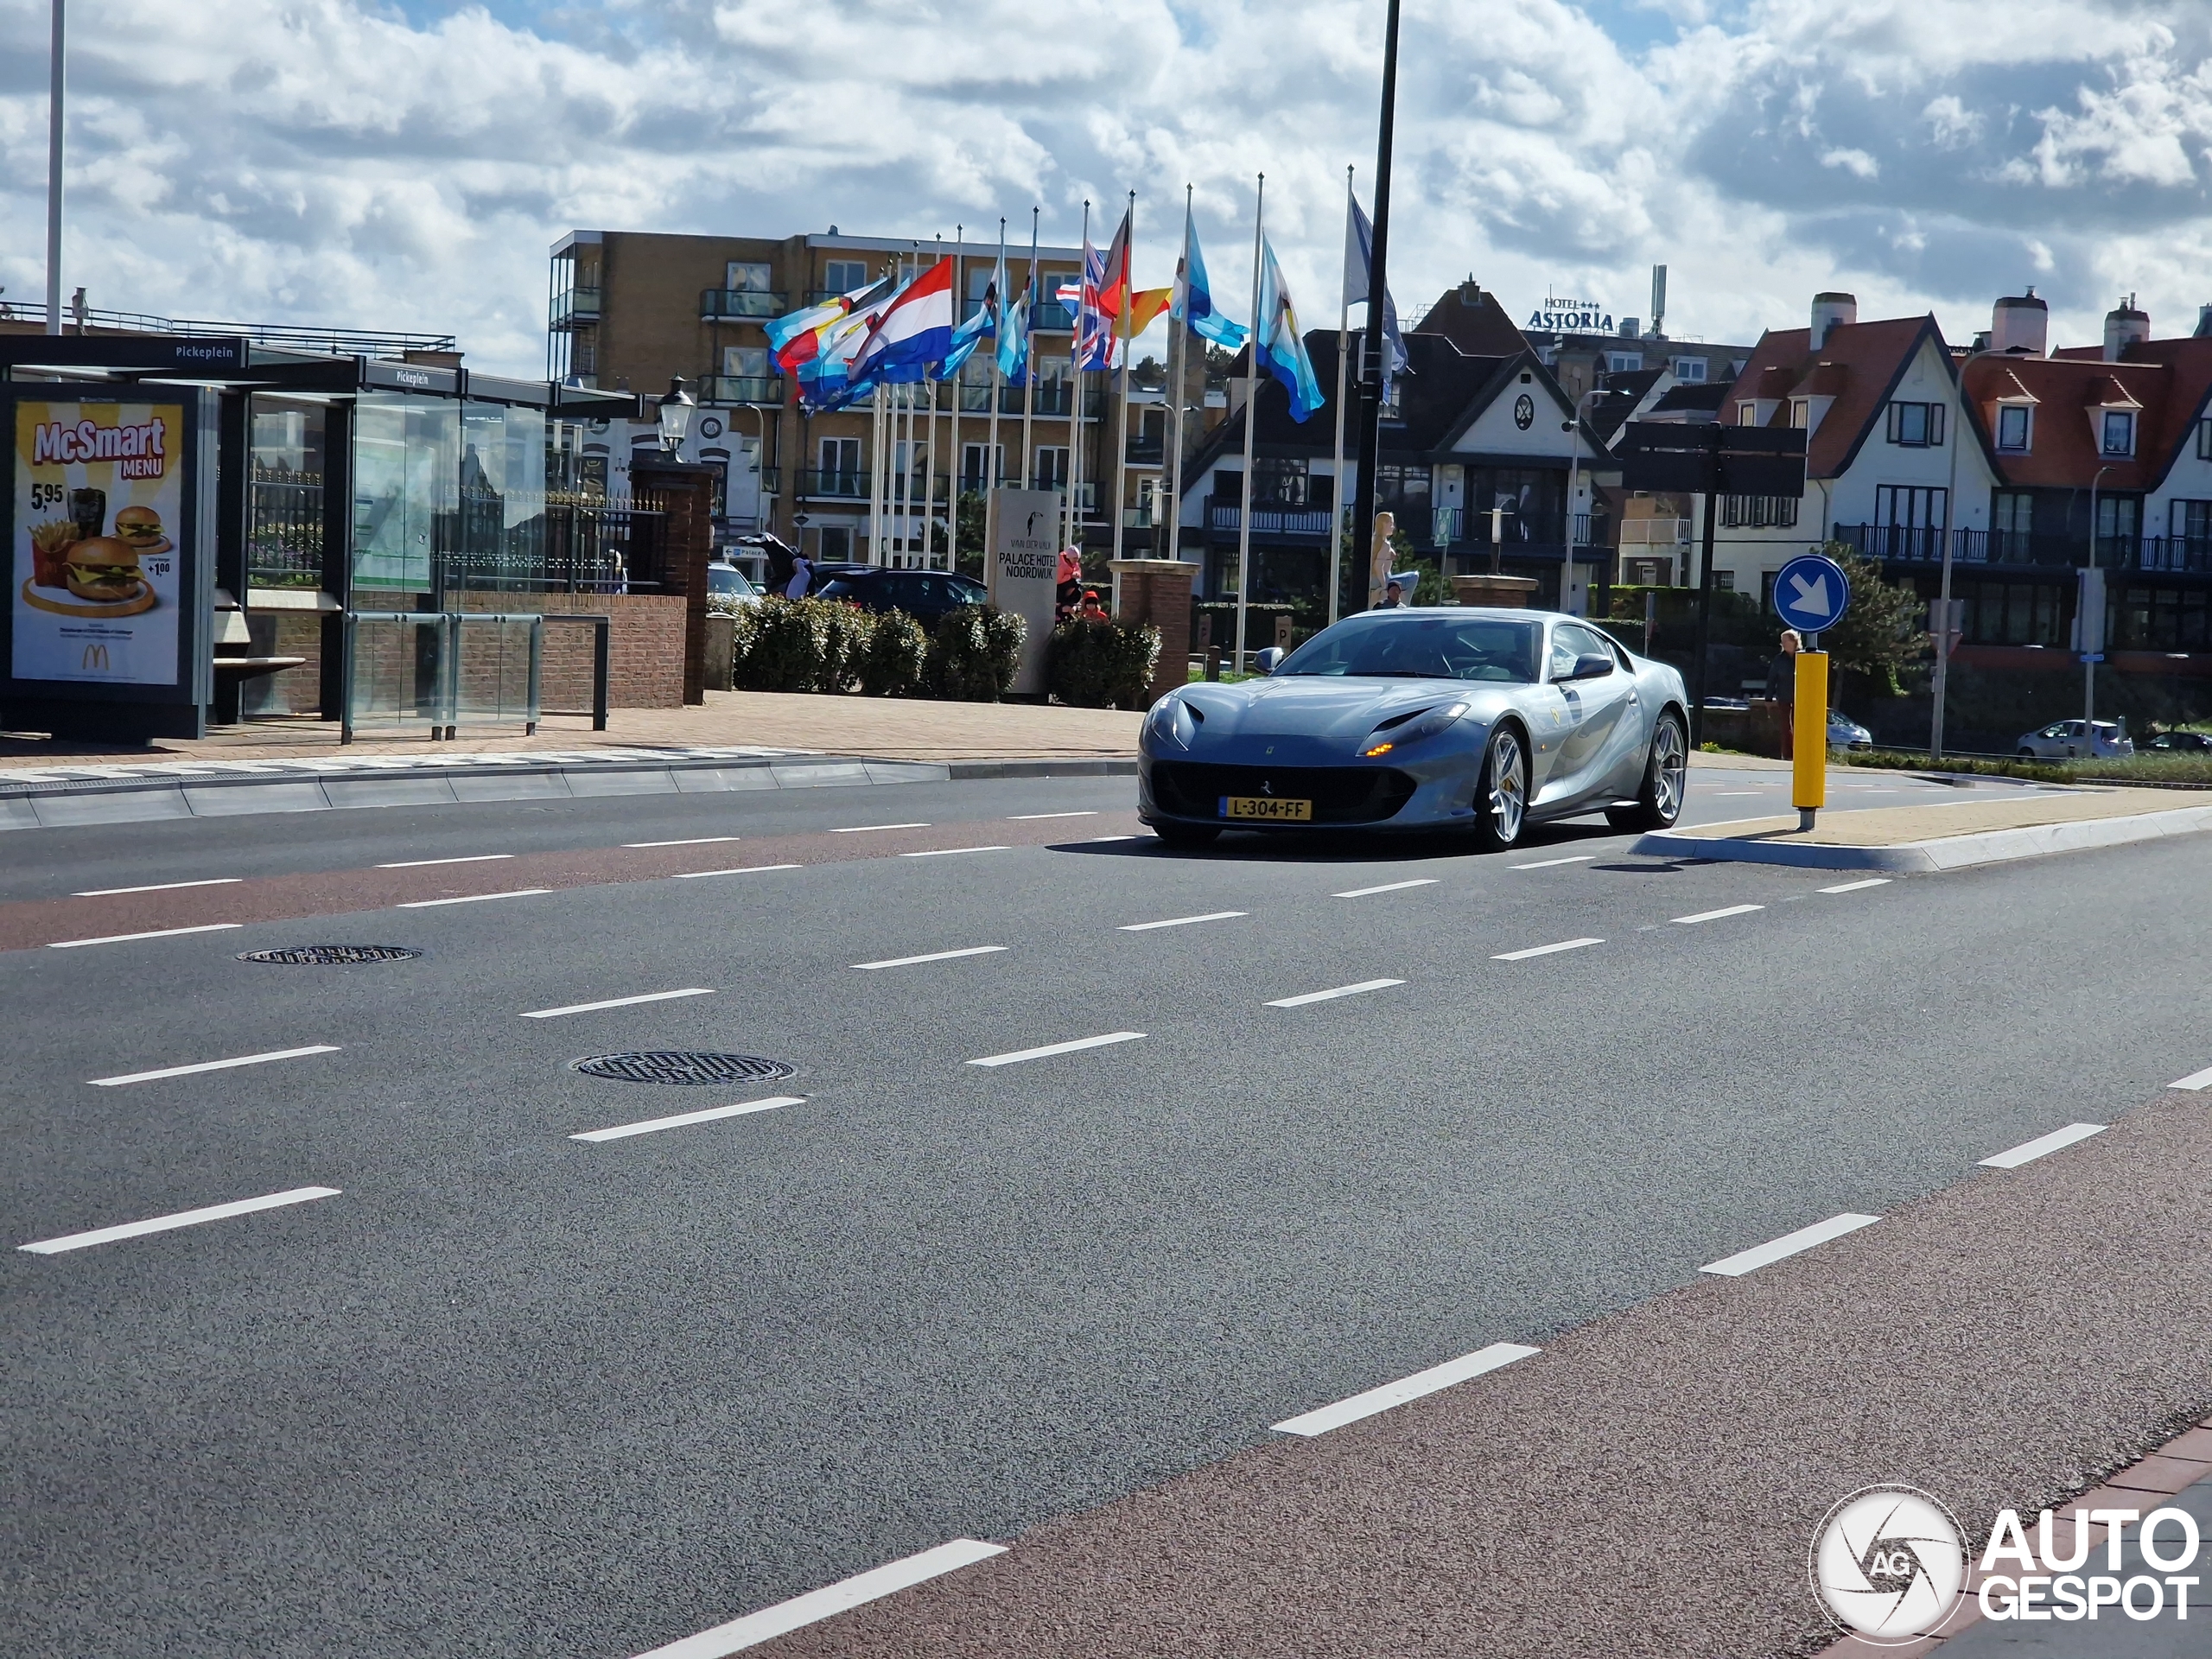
(849, 257), (955, 385)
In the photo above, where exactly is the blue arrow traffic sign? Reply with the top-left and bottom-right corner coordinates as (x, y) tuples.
(1773, 553), (1851, 635)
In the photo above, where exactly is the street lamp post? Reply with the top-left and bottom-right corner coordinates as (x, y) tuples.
(657, 378), (696, 454)
(2084, 462), (2114, 753)
(46, 0), (64, 336)
(1348, 0), (1402, 588)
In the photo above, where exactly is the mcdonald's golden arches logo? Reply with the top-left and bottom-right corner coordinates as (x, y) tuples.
(80, 643), (110, 671)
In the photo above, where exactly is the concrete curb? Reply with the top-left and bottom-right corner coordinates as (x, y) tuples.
(1633, 802), (2212, 872)
(0, 753), (966, 832)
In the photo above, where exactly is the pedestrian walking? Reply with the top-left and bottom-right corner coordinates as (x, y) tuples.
(1768, 628), (1802, 760)
(1379, 579), (1406, 609)
(785, 552), (813, 601)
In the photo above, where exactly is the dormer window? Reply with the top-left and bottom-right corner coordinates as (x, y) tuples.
(2102, 410), (2136, 457)
(1738, 402), (1759, 425)
(1670, 357), (1707, 383)
(1789, 399), (1809, 429)
(1997, 405), (2031, 452)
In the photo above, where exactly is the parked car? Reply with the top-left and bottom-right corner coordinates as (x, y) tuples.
(706, 561), (761, 607)
(2017, 719), (2133, 760)
(1827, 710), (1873, 750)
(2145, 729), (2212, 753)
(810, 567), (988, 626)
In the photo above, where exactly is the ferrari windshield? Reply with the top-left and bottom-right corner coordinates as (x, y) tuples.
(1276, 613), (1545, 683)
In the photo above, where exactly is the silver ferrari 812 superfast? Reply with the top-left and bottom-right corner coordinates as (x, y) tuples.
(1137, 607), (1690, 851)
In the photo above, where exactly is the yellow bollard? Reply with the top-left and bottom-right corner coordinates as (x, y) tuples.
(1792, 650), (1828, 825)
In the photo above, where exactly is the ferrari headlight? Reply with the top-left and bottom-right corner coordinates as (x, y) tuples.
(1362, 701), (1468, 757)
(1145, 695), (1198, 750)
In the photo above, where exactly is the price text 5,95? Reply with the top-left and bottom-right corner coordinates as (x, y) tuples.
(29, 480), (67, 514)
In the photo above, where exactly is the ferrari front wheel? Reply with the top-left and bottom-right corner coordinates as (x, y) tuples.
(1606, 711), (1687, 832)
(1473, 724), (1527, 852)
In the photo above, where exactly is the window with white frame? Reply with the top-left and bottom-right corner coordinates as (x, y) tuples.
(1885, 401), (1945, 447)
(1670, 357), (1707, 383)
(818, 436), (861, 487)
(961, 442), (1003, 490)
(2170, 499), (2212, 545)
(1996, 404), (2031, 452)
(2102, 409), (2136, 457)
(1738, 402), (1761, 425)
(823, 259), (868, 294)
(1607, 352), (1643, 373)
(1033, 447), (1069, 491)
(2197, 418), (2212, 461)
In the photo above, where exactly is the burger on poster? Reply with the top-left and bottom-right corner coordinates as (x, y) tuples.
(60, 537), (144, 602)
(111, 505), (166, 550)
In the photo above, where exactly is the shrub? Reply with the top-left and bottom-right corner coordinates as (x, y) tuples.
(929, 605), (1026, 702)
(817, 600), (875, 693)
(732, 596), (830, 692)
(1049, 618), (1162, 709)
(861, 608), (930, 697)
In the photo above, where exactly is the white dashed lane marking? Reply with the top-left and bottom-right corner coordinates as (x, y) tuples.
(967, 1032), (1145, 1067)
(396, 889), (552, 908)
(1700, 1213), (1879, 1276)
(520, 988), (715, 1020)
(1272, 1343), (1541, 1437)
(573, 1096), (803, 1144)
(1333, 880), (1439, 898)
(829, 823), (930, 834)
(1980, 1123), (2106, 1169)
(376, 854), (515, 868)
(1120, 911), (1246, 931)
(72, 877), (242, 898)
(671, 865), (802, 880)
(1820, 878), (1891, 894)
(1492, 937), (1603, 961)
(1511, 855), (1594, 869)
(19, 1186), (342, 1255)
(854, 945), (1007, 970)
(628, 1538), (1007, 1658)
(87, 1045), (341, 1087)
(1265, 978), (1405, 1008)
(1672, 904), (1764, 925)
(48, 922), (245, 949)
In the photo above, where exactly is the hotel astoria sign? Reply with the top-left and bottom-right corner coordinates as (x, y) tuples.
(1526, 295), (1614, 334)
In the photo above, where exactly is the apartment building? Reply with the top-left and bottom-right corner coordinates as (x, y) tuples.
(1713, 289), (2212, 668)
(547, 228), (1167, 566)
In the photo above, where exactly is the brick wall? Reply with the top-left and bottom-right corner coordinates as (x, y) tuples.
(455, 592), (688, 710)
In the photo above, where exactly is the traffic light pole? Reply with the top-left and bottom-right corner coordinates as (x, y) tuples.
(1348, 0), (1402, 605)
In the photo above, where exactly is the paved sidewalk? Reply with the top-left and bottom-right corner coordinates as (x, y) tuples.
(0, 691), (1143, 771)
(1663, 787), (2212, 849)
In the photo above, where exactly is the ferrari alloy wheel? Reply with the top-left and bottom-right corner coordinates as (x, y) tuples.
(1474, 725), (1527, 852)
(1606, 711), (1688, 832)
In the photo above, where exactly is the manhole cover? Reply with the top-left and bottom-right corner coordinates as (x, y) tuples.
(571, 1052), (797, 1086)
(238, 944), (423, 966)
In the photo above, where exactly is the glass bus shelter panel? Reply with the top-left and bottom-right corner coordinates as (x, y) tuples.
(247, 395), (328, 592)
(456, 401), (549, 592)
(450, 613), (542, 728)
(352, 392), (458, 597)
(345, 613), (451, 734)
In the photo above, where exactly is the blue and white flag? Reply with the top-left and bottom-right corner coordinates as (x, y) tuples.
(1255, 234), (1325, 423)
(996, 289), (1030, 384)
(1173, 210), (1249, 352)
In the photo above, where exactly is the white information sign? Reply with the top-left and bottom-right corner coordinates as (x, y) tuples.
(986, 488), (1061, 696)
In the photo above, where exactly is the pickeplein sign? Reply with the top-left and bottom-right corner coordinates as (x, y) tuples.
(1527, 296), (1614, 334)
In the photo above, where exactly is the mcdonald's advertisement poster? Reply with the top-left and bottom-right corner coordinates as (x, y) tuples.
(12, 399), (186, 685)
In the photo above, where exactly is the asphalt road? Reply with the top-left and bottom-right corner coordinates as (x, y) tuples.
(3, 764), (2203, 1657)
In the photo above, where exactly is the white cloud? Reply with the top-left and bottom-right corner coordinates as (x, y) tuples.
(0, 0), (2209, 375)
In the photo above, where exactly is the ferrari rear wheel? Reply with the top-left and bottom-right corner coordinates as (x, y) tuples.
(1153, 821), (1221, 849)
(1473, 724), (1527, 852)
(1606, 711), (1687, 831)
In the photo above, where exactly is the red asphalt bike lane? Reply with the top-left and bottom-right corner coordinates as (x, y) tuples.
(0, 812), (1153, 954)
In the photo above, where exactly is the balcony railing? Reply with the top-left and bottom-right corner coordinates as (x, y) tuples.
(701, 289), (786, 321)
(696, 374), (785, 406)
(1205, 496), (1334, 538)
(1837, 523), (2212, 574)
(1125, 438), (1165, 465)
(1620, 517), (1690, 547)
(550, 286), (601, 328)
(798, 468), (868, 499)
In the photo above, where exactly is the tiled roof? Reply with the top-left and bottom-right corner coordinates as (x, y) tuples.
(1719, 316), (1938, 479)
(1958, 340), (2212, 489)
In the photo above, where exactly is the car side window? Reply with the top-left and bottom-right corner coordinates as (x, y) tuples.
(1559, 623), (1611, 669)
(1547, 628), (1580, 680)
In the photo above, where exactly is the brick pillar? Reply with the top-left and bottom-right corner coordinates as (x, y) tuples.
(1109, 557), (1194, 709)
(632, 460), (717, 706)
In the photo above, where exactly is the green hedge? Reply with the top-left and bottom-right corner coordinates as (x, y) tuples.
(1048, 618), (1161, 709)
(730, 596), (931, 698)
(861, 610), (930, 697)
(928, 605), (1027, 702)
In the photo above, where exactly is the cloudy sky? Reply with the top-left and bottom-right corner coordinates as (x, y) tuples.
(2, 0), (2209, 377)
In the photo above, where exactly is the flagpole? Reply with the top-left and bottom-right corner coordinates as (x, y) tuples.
(1329, 165), (1353, 627)
(1112, 189), (1135, 565)
(869, 383), (885, 564)
(1071, 197), (1090, 559)
(949, 229), (963, 571)
(1350, 0), (1402, 605)
(988, 217), (1005, 499)
(1022, 207), (1038, 492)
(1235, 173), (1264, 675)
(1165, 185), (1192, 581)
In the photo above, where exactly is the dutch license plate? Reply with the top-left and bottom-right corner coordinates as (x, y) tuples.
(1220, 795), (1313, 823)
